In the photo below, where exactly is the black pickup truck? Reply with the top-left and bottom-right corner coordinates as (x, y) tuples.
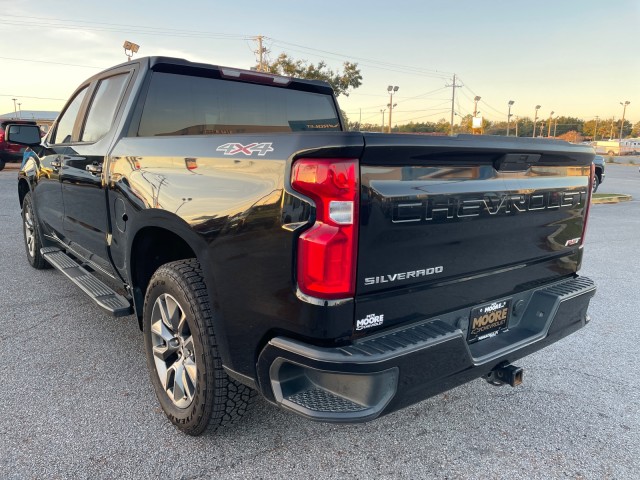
(9, 57), (596, 436)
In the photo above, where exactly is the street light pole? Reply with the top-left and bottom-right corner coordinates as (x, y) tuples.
(12, 98), (17, 119)
(532, 105), (541, 137)
(610, 117), (615, 139)
(472, 96), (482, 135)
(380, 109), (386, 133)
(619, 101), (630, 139)
(594, 115), (599, 141)
(387, 85), (399, 133)
(547, 111), (554, 137)
(506, 100), (514, 136)
(17, 103), (22, 119)
(553, 117), (559, 137)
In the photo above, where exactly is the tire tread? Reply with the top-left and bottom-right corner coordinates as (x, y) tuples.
(146, 259), (255, 435)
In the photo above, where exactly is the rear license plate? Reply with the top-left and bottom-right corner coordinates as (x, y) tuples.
(467, 299), (512, 343)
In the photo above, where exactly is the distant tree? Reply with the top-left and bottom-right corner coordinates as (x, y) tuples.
(485, 121), (508, 136)
(550, 116), (583, 138)
(619, 119), (633, 138)
(631, 121), (640, 138)
(260, 53), (362, 97)
(583, 119), (609, 140)
(557, 131), (584, 143)
(454, 114), (473, 134)
(349, 122), (382, 132)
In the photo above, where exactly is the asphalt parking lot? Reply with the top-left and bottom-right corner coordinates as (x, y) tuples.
(1, 163), (638, 479)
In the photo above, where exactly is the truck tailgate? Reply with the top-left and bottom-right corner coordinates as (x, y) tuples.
(355, 134), (594, 331)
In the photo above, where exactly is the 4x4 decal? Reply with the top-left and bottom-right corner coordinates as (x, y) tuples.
(216, 142), (274, 156)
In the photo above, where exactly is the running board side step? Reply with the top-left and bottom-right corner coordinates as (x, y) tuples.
(41, 247), (133, 317)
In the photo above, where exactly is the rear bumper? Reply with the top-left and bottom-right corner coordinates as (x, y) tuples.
(257, 276), (595, 422)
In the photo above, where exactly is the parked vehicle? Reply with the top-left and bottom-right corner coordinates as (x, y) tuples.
(10, 57), (597, 436)
(0, 120), (38, 171)
(593, 155), (606, 193)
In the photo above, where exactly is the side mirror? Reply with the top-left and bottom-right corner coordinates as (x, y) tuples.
(5, 124), (42, 146)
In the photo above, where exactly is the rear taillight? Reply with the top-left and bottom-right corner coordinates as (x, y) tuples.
(291, 158), (359, 299)
(580, 162), (595, 246)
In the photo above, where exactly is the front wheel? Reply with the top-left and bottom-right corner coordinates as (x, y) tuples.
(0, 159), (5, 171)
(22, 192), (49, 269)
(592, 174), (600, 193)
(143, 259), (254, 436)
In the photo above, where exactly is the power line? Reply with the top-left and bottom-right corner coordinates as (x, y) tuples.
(458, 77), (507, 118)
(0, 14), (250, 39)
(268, 38), (452, 79)
(0, 93), (67, 101)
(0, 56), (102, 69)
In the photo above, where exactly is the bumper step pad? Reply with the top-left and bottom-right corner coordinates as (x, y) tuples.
(41, 247), (132, 317)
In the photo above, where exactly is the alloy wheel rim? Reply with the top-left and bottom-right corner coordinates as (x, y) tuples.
(24, 205), (35, 258)
(150, 293), (198, 409)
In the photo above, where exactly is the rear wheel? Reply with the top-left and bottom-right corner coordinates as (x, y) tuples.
(0, 159), (5, 171)
(143, 259), (254, 436)
(22, 192), (49, 269)
(592, 174), (600, 193)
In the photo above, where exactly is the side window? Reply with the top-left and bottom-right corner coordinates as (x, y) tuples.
(52, 87), (88, 144)
(81, 73), (130, 142)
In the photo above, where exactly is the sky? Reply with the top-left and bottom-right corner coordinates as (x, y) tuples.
(0, 0), (638, 128)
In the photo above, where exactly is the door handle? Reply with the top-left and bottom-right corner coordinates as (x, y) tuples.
(86, 163), (103, 175)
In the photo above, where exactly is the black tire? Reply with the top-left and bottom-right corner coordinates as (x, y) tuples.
(143, 259), (254, 436)
(592, 174), (600, 193)
(0, 159), (5, 171)
(22, 192), (50, 269)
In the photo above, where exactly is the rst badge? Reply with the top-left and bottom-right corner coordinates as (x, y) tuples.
(216, 142), (274, 156)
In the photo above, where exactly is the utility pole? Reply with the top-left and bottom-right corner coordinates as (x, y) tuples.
(17, 102), (22, 119)
(447, 74), (463, 136)
(380, 109), (386, 133)
(515, 116), (519, 137)
(594, 115), (599, 141)
(254, 35), (268, 71)
(547, 111), (554, 137)
(12, 98), (17, 119)
(553, 117), (558, 137)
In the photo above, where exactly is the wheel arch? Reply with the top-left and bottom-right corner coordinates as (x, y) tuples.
(18, 177), (30, 207)
(127, 218), (209, 328)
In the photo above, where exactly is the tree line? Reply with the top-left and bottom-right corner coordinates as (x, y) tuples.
(348, 116), (639, 139)
(259, 54), (637, 139)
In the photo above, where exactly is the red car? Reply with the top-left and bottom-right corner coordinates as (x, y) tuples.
(0, 120), (38, 171)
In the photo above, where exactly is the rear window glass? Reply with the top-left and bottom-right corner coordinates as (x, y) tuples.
(137, 72), (340, 136)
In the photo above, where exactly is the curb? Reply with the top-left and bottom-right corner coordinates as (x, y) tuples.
(592, 194), (632, 204)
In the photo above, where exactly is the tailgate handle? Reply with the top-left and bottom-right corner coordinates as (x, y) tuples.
(496, 153), (541, 171)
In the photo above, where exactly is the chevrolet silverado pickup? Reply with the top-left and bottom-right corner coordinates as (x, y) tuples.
(9, 56), (596, 436)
